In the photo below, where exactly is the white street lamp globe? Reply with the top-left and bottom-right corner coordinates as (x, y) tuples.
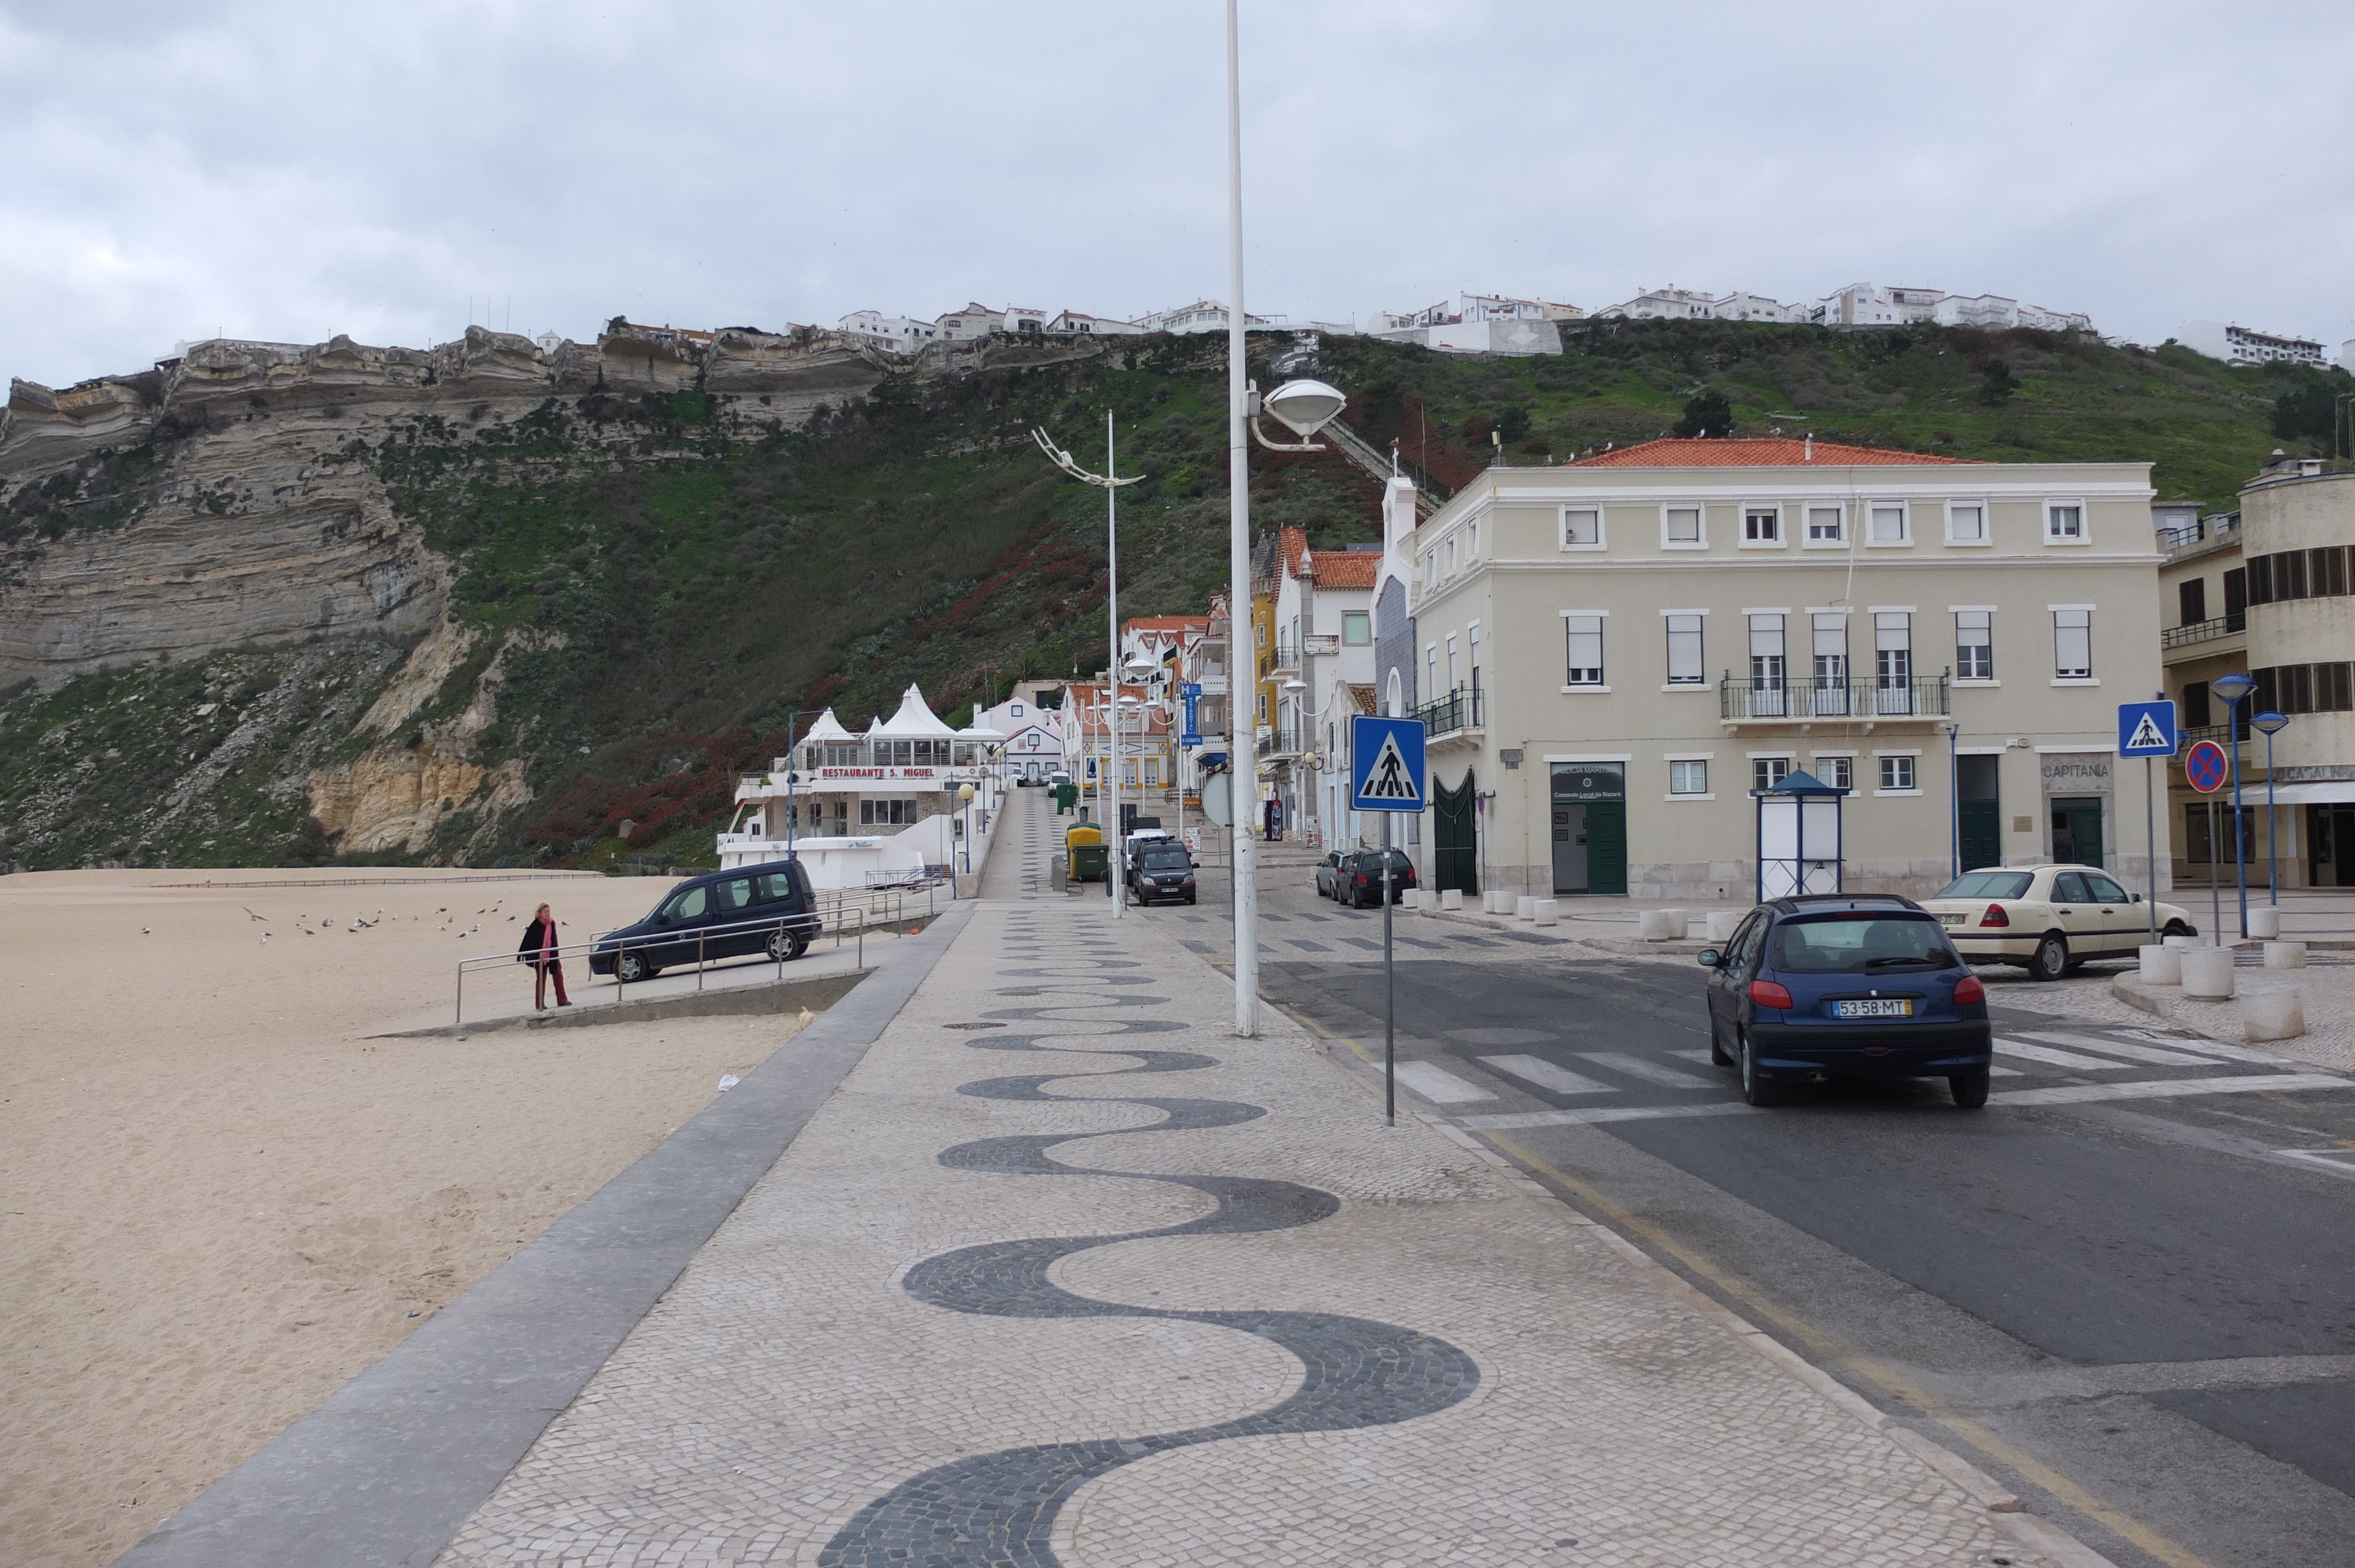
(1263, 379), (1347, 438)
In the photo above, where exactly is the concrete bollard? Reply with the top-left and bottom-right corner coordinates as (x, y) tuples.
(1638, 909), (1685, 941)
(1486, 891), (1512, 914)
(1399, 888), (1422, 909)
(2264, 940), (2307, 969)
(1515, 896), (1537, 919)
(2247, 907), (2281, 940)
(2244, 985), (2305, 1041)
(2138, 944), (2182, 985)
(2162, 934), (2198, 951)
(1531, 898), (1560, 926)
(2180, 945), (2236, 1000)
(1706, 909), (1744, 942)
(1440, 889), (1464, 912)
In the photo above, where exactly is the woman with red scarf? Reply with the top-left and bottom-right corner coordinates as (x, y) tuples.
(517, 903), (571, 1009)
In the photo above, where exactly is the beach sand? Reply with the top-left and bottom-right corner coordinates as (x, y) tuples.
(0, 868), (807, 1568)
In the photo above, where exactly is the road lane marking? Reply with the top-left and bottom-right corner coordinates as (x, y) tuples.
(1478, 1134), (2222, 1568)
(1996, 1040), (2131, 1071)
(1995, 1073), (2354, 1106)
(1391, 1061), (1495, 1104)
(2119, 1029), (2304, 1067)
(1477, 1055), (1615, 1095)
(1460, 1103), (1749, 1129)
(2014, 1031), (2224, 1067)
(1577, 1050), (1717, 1087)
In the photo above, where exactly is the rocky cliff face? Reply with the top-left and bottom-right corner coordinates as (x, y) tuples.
(0, 323), (887, 690)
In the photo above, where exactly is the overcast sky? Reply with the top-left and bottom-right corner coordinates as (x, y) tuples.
(3, 0), (2351, 390)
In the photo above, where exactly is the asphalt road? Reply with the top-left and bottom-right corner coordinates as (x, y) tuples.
(1146, 857), (2355, 1568)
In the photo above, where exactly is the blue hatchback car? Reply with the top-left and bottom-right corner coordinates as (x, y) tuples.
(1697, 894), (1993, 1108)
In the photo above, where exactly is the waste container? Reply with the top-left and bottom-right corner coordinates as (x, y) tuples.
(1054, 780), (1077, 815)
(1065, 823), (1106, 882)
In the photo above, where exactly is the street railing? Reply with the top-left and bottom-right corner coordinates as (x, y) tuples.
(2162, 613), (2247, 649)
(1719, 675), (1950, 720)
(450, 881), (940, 1026)
(1412, 686), (1482, 736)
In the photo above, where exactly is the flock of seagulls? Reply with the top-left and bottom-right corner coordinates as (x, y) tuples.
(171, 896), (566, 947)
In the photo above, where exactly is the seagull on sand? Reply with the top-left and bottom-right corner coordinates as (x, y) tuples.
(244, 908), (266, 922)
(141, 926), (151, 935)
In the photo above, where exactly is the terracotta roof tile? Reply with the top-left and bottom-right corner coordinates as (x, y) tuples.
(1305, 550), (1381, 589)
(1278, 526), (1309, 574)
(1570, 437), (1979, 467)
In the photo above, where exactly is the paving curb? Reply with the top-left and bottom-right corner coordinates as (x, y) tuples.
(114, 901), (980, 1568)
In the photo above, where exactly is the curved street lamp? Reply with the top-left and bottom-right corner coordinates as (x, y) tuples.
(2251, 710), (2290, 908)
(2211, 671), (2257, 936)
(1250, 378), (1350, 451)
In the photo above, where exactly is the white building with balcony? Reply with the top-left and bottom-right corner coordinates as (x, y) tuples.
(2178, 320), (2329, 368)
(718, 686), (1003, 887)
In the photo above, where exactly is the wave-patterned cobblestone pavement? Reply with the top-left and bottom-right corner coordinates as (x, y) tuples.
(435, 796), (2058, 1567)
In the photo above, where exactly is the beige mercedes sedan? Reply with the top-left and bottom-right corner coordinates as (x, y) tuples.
(1918, 866), (2195, 981)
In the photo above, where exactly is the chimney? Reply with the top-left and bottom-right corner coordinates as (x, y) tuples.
(1803, 433), (1813, 462)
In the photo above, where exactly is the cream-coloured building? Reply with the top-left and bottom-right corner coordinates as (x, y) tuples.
(1402, 437), (2168, 901)
(2159, 453), (2355, 888)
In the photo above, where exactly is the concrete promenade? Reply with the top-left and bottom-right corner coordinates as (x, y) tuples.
(125, 789), (2097, 1565)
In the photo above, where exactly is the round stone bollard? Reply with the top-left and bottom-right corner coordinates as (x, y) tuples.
(2180, 945), (2236, 1001)
(2264, 940), (2307, 969)
(1440, 889), (1464, 912)
(1638, 908), (1685, 941)
(1531, 898), (1560, 926)
(1705, 909), (1744, 942)
(1487, 891), (1514, 914)
(2138, 944), (2182, 985)
(2244, 985), (2305, 1042)
(1514, 896), (1538, 919)
(2247, 906), (2281, 940)
(2162, 934), (2198, 951)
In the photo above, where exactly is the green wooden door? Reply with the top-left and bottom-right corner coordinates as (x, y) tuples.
(2052, 796), (2104, 868)
(1433, 770), (1479, 895)
(1585, 800), (1628, 895)
(1959, 801), (2001, 874)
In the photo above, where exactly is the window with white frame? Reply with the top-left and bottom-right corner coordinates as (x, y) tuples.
(1561, 506), (1603, 548)
(1664, 613), (1705, 685)
(1447, 633), (1460, 690)
(1752, 756), (1791, 791)
(1468, 624), (1481, 692)
(1947, 501), (1988, 543)
(1816, 755), (1853, 790)
(1875, 612), (1912, 687)
(2046, 503), (2085, 542)
(1670, 760), (1709, 795)
(1467, 520), (1479, 559)
(1806, 504), (1845, 542)
(1749, 614), (1786, 689)
(2054, 609), (2092, 678)
(1869, 502), (1908, 543)
(1956, 610), (1994, 679)
(1444, 535), (1457, 574)
(1143, 758), (1159, 785)
(1564, 616), (1606, 686)
(1744, 504), (1782, 543)
(1812, 613), (1848, 688)
(1879, 755), (1916, 790)
(1425, 646), (1437, 700)
(1664, 505), (1704, 546)
(1342, 611), (1370, 645)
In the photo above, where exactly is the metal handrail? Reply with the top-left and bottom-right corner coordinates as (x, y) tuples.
(1718, 674), (1950, 719)
(450, 881), (941, 1026)
(1412, 687), (1482, 736)
(2161, 612), (2246, 649)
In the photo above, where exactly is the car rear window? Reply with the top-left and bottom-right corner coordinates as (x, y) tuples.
(1936, 871), (2033, 900)
(1770, 916), (1958, 974)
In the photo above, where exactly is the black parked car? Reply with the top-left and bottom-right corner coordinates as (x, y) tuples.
(1128, 839), (1199, 905)
(1697, 893), (1993, 1108)
(591, 859), (822, 982)
(1339, 848), (1417, 908)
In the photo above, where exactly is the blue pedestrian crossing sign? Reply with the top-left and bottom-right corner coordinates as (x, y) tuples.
(2118, 700), (2178, 758)
(1351, 716), (1427, 812)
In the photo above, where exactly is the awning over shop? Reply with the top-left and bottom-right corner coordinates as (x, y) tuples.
(2254, 780), (2355, 805)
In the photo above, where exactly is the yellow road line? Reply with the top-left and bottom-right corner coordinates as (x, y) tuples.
(1484, 1131), (2216, 1568)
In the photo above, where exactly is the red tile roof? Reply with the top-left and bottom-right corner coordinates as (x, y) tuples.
(1305, 550), (1381, 589)
(1278, 526), (1309, 576)
(1570, 437), (1979, 467)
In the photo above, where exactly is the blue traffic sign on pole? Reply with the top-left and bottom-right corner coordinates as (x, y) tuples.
(1350, 716), (1427, 812)
(2118, 700), (2178, 758)
(2184, 739), (2230, 794)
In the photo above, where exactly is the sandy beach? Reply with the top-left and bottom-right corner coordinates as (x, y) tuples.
(0, 868), (809, 1568)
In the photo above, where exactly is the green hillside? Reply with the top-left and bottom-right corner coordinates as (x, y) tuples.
(1, 321), (2343, 871)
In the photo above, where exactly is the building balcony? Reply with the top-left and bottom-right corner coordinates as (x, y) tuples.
(736, 764), (992, 800)
(2161, 514), (2240, 557)
(1719, 676), (1949, 725)
(1412, 686), (1483, 746)
(2161, 613), (2247, 655)
(1262, 725), (1305, 759)
(1270, 641), (1302, 677)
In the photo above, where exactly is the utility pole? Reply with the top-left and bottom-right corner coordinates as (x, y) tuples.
(1224, 0), (1260, 1035)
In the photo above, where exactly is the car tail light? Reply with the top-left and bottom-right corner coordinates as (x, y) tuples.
(1355, 873), (1369, 885)
(1979, 903), (2010, 928)
(1953, 974), (1986, 1005)
(1747, 979), (1795, 1009)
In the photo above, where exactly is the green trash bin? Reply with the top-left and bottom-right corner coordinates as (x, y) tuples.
(1054, 780), (1077, 814)
(1070, 842), (1107, 882)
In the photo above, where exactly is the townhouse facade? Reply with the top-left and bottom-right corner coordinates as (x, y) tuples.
(2176, 321), (2330, 370)
(1258, 534), (1379, 843)
(1399, 438), (2165, 902)
(2159, 454), (2355, 886)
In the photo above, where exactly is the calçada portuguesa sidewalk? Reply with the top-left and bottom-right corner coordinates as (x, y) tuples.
(121, 793), (2095, 1567)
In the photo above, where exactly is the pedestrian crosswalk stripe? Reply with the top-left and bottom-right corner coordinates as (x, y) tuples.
(1577, 1050), (1716, 1087)
(1997, 1040), (2134, 1072)
(2014, 1031), (2223, 1068)
(1994, 1074), (2352, 1107)
(1461, 1103), (1750, 1129)
(1478, 1055), (1613, 1095)
(1392, 1061), (1495, 1103)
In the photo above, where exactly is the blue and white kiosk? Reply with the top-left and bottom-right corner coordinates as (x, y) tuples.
(1754, 768), (1851, 901)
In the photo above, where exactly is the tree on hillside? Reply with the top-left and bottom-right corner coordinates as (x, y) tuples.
(2271, 379), (2348, 454)
(1979, 358), (2019, 404)
(1673, 388), (1733, 437)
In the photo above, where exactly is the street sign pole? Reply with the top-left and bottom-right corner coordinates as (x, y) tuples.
(2182, 735), (2231, 945)
(1382, 809), (1395, 1127)
(2209, 798), (2221, 940)
(1351, 714), (1427, 1130)
(2145, 756), (2157, 944)
(2121, 700), (2183, 948)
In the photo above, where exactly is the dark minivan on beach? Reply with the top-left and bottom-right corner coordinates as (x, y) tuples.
(590, 859), (821, 982)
